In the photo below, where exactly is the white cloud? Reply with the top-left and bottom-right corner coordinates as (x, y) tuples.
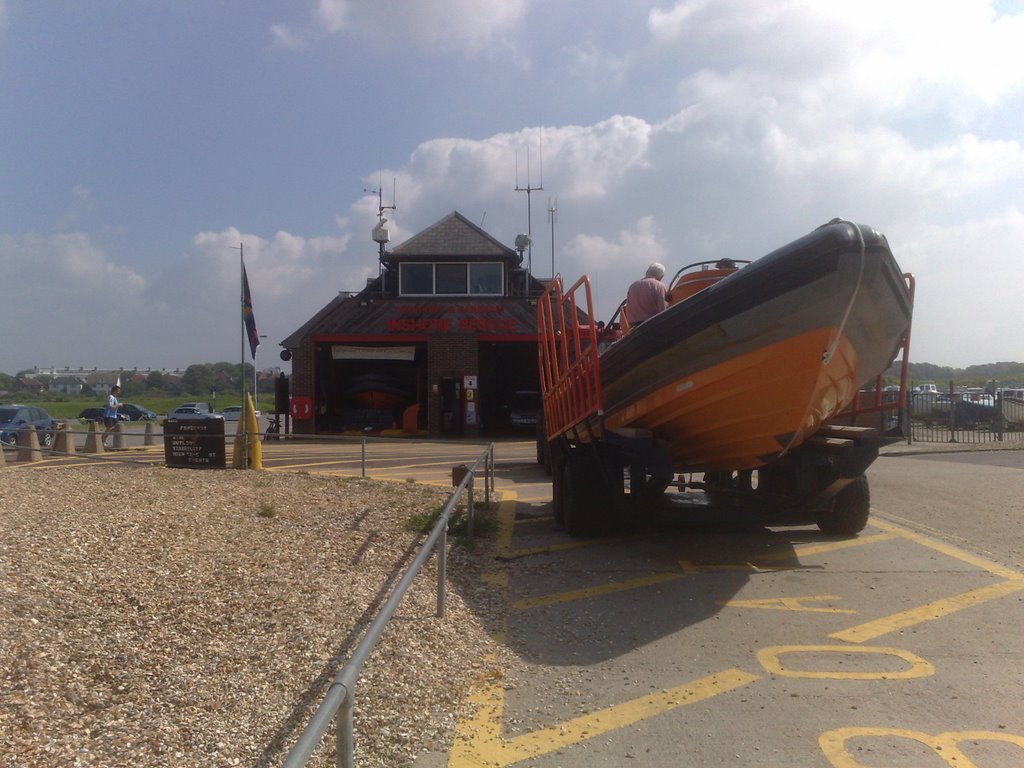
(314, 0), (528, 55)
(269, 23), (305, 51)
(563, 214), (666, 278)
(0, 233), (145, 372)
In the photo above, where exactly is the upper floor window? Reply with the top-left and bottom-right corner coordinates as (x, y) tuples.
(399, 262), (503, 296)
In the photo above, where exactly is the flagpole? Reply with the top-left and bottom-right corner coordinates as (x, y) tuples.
(239, 242), (248, 469)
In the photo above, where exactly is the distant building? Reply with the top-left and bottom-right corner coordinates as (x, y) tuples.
(49, 376), (86, 395)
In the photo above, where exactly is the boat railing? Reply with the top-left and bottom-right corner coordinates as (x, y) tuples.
(537, 274), (604, 441)
(666, 259), (750, 305)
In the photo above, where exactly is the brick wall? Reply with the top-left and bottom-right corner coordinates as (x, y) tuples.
(427, 334), (478, 437)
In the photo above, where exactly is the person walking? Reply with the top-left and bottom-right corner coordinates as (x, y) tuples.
(103, 384), (122, 446)
(625, 262), (668, 326)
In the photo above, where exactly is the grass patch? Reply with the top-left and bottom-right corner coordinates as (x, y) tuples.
(257, 501), (276, 518)
(405, 500), (496, 539)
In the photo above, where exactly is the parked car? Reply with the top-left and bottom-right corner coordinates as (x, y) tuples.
(178, 402), (213, 413)
(78, 407), (129, 423)
(163, 405), (224, 423)
(507, 389), (540, 428)
(121, 403), (157, 421)
(219, 405), (261, 421)
(0, 404), (55, 448)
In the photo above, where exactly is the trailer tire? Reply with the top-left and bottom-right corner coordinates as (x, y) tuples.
(815, 475), (870, 536)
(551, 454), (566, 527)
(564, 454), (602, 537)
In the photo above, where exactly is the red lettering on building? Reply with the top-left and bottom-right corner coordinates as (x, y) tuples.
(387, 318), (452, 332)
(458, 317), (517, 332)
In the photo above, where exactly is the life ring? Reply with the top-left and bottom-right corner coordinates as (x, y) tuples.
(290, 396), (313, 420)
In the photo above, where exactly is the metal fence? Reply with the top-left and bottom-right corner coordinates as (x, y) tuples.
(281, 443), (494, 768)
(908, 391), (1024, 445)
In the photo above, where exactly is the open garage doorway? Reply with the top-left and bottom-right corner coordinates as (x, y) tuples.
(478, 341), (540, 437)
(314, 343), (427, 434)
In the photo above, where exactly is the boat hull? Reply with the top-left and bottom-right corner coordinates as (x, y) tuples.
(598, 221), (912, 472)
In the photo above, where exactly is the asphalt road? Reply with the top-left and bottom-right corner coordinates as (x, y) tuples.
(428, 446), (1024, 768)
(7, 436), (1023, 766)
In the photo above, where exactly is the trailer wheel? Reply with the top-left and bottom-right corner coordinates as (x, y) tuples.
(815, 475), (870, 536)
(551, 454), (566, 527)
(564, 454), (602, 537)
(536, 417), (551, 475)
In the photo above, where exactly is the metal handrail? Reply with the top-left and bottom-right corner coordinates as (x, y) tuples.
(282, 442), (494, 768)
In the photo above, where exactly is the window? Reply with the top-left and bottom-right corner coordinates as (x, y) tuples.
(470, 263), (503, 295)
(399, 262), (504, 296)
(400, 263), (433, 295)
(435, 263), (468, 294)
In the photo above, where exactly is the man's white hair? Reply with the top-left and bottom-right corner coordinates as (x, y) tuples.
(646, 262), (666, 279)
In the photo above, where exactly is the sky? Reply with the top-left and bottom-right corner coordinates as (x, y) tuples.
(2, 0), (1023, 376)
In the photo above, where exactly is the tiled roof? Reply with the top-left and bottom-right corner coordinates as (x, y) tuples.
(389, 211), (518, 261)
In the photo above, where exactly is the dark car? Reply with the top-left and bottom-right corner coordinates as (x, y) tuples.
(507, 389), (540, 428)
(121, 403), (157, 421)
(0, 404), (55, 448)
(78, 407), (128, 423)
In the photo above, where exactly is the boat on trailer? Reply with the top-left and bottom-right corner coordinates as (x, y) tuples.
(537, 219), (915, 537)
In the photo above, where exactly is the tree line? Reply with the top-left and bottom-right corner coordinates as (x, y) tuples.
(1, 362), (275, 400)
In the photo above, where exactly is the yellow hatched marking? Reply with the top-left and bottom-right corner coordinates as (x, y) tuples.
(720, 595), (856, 614)
(448, 667), (760, 767)
(500, 535), (632, 560)
(512, 572), (685, 611)
(678, 532), (897, 573)
(871, 516), (1023, 580)
(779, 531), (898, 560)
(832, 579), (1024, 644)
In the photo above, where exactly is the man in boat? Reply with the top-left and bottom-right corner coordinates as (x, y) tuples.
(625, 262), (668, 325)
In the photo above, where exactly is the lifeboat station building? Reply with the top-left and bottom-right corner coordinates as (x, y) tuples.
(280, 211), (550, 438)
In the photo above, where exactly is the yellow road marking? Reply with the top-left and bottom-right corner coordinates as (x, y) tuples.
(720, 595), (856, 614)
(831, 578), (1024, 643)
(872, 516), (1023, 580)
(448, 667), (760, 767)
(820, 727), (1024, 768)
(781, 531), (899, 560)
(512, 572), (686, 611)
(757, 644), (934, 680)
(499, 535), (631, 560)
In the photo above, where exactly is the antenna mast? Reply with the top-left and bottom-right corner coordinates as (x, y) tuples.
(547, 197), (558, 278)
(514, 130), (543, 275)
(367, 178), (397, 275)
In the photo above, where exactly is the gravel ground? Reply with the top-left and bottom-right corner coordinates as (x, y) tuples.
(0, 464), (506, 767)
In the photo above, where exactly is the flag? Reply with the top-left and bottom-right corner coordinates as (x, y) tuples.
(242, 259), (260, 359)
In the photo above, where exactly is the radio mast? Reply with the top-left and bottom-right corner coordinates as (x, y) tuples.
(515, 129), (543, 275)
